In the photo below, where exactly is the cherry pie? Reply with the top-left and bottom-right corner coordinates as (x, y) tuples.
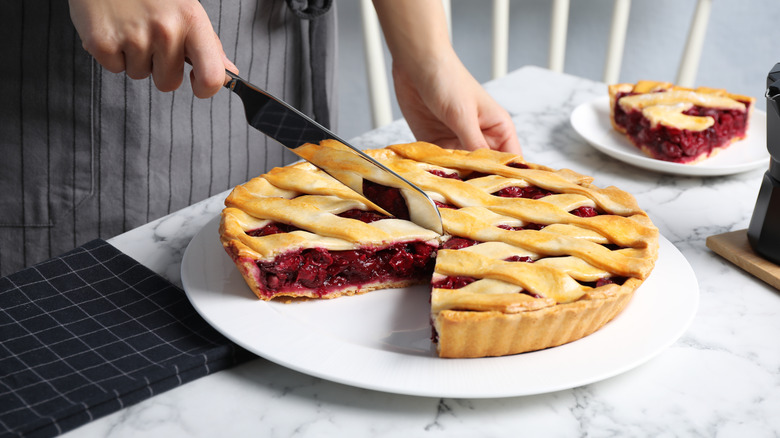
(220, 141), (659, 358)
(609, 80), (754, 164)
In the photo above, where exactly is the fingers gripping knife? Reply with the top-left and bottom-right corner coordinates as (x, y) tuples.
(223, 70), (443, 235)
(747, 63), (780, 264)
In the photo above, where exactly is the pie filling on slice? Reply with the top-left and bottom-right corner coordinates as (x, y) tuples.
(220, 141), (659, 358)
(247, 231), (437, 298)
(608, 80), (755, 164)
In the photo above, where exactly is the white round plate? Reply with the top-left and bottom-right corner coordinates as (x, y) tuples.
(571, 96), (769, 176)
(182, 216), (698, 398)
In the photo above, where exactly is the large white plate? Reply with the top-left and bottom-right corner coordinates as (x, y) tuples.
(571, 96), (769, 176)
(182, 216), (698, 398)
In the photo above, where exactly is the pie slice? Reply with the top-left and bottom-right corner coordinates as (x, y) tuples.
(219, 141), (659, 358)
(218, 164), (441, 301)
(609, 80), (755, 164)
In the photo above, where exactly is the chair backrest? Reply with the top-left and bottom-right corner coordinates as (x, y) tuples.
(360, 0), (714, 129)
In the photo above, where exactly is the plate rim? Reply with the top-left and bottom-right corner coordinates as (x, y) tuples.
(570, 96), (769, 176)
(182, 216), (699, 398)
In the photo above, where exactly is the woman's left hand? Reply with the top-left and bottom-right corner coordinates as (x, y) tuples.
(392, 50), (522, 155)
(373, 0), (521, 156)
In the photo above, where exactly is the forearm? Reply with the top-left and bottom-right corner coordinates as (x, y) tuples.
(371, 0), (522, 154)
(371, 0), (454, 71)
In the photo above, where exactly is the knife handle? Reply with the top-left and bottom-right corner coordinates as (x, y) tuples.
(224, 69), (240, 90)
(182, 57), (236, 89)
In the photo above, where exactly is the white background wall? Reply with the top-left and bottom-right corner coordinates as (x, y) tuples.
(336, 0), (780, 140)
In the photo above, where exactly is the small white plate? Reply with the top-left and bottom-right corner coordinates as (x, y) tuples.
(571, 96), (769, 176)
(182, 216), (698, 398)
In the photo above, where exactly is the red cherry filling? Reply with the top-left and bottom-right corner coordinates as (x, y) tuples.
(427, 169), (462, 180)
(441, 237), (479, 250)
(428, 168), (492, 182)
(362, 180), (410, 220)
(337, 209), (389, 223)
(613, 91), (751, 163)
(247, 223), (301, 236)
(507, 162), (529, 169)
(432, 276), (476, 289)
(570, 206), (598, 217)
(597, 277), (626, 286)
(434, 200), (457, 209)
(462, 171), (491, 180)
(581, 276), (627, 288)
(493, 185), (553, 199)
(255, 241), (437, 297)
(497, 223), (545, 231)
(505, 255), (533, 263)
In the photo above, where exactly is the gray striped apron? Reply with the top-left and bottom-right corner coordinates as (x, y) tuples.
(0, 0), (337, 276)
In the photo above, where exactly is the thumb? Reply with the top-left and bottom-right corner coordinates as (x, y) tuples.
(222, 51), (239, 75)
(185, 24), (228, 98)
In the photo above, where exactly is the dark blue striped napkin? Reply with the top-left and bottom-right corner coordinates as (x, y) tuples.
(0, 239), (252, 438)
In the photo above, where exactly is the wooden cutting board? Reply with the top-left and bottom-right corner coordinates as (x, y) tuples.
(706, 229), (780, 291)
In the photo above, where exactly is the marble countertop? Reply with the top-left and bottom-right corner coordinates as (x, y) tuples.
(66, 66), (780, 437)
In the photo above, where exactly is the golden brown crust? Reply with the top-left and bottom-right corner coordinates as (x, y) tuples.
(434, 280), (636, 358)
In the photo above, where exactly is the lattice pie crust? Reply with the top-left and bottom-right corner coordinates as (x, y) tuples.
(220, 141), (659, 358)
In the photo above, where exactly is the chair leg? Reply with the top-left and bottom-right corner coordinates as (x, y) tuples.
(492, 0), (510, 80)
(602, 0), (631, 84)
(676, 0), (713, 87)
(548, 0), (570, 73)
(360, 0), (393, 129)
(442, 0), (452, 41)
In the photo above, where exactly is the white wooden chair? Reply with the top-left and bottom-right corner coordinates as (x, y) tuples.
(359, 0), (714, 129)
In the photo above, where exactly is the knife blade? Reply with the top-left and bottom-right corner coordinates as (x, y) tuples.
(224, 70), (442, 234)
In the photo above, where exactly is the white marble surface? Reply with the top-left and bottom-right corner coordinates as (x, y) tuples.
(66, 66), (780, 437)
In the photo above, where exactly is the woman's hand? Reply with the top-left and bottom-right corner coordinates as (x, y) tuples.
(372, 0), (521, 155)
(68, 0), (236, 98)
(392, 50), (522, 154)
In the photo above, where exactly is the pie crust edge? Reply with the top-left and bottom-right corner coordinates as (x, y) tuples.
(434, 278), (641, 358)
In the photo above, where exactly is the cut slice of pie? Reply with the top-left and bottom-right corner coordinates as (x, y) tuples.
(608, 80), (755, 164)
(219, 164), (441, 301)
(219, 141), (659, 358)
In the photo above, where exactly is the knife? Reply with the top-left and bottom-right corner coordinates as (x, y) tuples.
(223, 70), (443, 235)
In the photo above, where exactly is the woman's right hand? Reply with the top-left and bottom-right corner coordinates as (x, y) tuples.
(68, 0), (237, 98)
